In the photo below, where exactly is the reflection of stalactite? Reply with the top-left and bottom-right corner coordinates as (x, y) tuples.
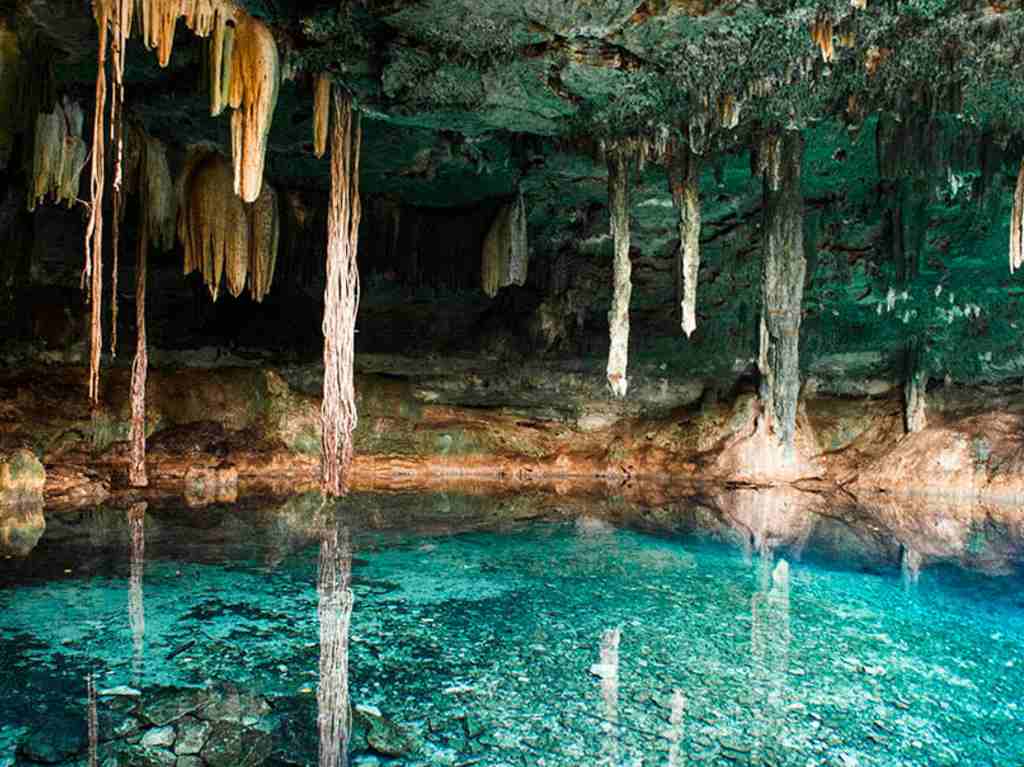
(605, 143), (632, 399)
(87, 673), (98, 767)
(665, 689), (685, 767)
(592, 626), (620, 766)
(757, 132), (805, 452)
(128, 503), (146, 686)
(667, 139), (701, 337)
(318, 515), (353, 767)
(901, 546), (922, 588)
(750, 553), (790, 764)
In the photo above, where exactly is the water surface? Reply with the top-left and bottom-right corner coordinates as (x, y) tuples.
(0, 490), (1022, 766)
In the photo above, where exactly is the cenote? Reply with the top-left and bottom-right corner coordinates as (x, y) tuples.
(1, 489), (1023, 766)
(6, 0), (1024, 765)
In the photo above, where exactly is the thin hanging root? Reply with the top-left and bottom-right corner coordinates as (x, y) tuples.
(313, 73), (330, 159)
(321, 88), (361, 496)
(84, 1), (109, 407)
(228, 12), (279, 202)
(605, 142), (632, 399)
(668, 140), (701, 338)
(1011, 159), (1024, 273)
(130, 182), (149, 487)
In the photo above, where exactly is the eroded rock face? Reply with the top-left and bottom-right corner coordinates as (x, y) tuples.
(7, 363), (1024, 498)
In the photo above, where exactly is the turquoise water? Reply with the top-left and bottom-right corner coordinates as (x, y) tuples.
(1, 494), (1023, 766)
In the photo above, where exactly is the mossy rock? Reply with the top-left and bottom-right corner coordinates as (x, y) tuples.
(0, 448), (45, 493)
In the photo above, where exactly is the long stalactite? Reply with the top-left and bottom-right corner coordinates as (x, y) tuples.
(757, 131), (805, 452)
(1011, 158), (1024, 274)
(321, 87), (361, 496)
(605, 141), (632, 399)
(228, 12), (279, 203)
(667, 138), (701, 338)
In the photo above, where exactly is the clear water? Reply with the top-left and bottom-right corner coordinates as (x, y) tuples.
(1, 492), (1023, 766)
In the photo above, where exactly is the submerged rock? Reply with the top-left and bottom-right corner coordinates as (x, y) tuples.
(353, 707), (420, 758)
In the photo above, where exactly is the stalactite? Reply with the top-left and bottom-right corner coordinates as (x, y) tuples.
(313, 73), (330, 159)
(667, 139), (701, 337)
(1010, 159), (1024, 273)
(757, 131), (805, 452)
(317, 514), (353, 767)
(208, 8), (235, 116)
(179, 151), (247, 300)
(138, 0), (180, 66)
(605, 143), (632, 399)
(810, 16), (834, 63)
(28, 97), (87, 211)
(248, 179), (279, 302)
(688, 91), (711, 155)
(321, 88), (361, 496)
(904, 339), (927, 433)
(140, 133), (176, 250)
(480, 191), (528, 298)
(177, 146), (278, 301)
(228, 12), (279, 202)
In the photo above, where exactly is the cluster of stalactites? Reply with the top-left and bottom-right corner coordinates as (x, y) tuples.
(123, 126), (177, 251)
(1011, 159), (1024, 274)
(178, 148), (279, 301)
(135, 0), (280, 203)
(810, 15), (834, 63)
(29, 97), (87, 211)
(481, 191), (528, 298)
(137, 0), (233, 68)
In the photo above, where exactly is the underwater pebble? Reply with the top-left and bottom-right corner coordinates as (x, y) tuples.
(141, 726), (176, 748)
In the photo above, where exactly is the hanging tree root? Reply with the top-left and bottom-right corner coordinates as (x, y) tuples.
(321, 87), (362, 496)
(129, 210), (149, 487)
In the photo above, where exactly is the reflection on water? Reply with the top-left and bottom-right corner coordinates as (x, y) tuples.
(0, 487), (1022, 765)
(317, 509), (353, 767)
(751, 550), (791, 764)
(128, 503), (146, 687)
(86, 672), (97, 767)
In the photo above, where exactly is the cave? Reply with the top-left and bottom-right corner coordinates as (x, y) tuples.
(1, 1), (1023, 765)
